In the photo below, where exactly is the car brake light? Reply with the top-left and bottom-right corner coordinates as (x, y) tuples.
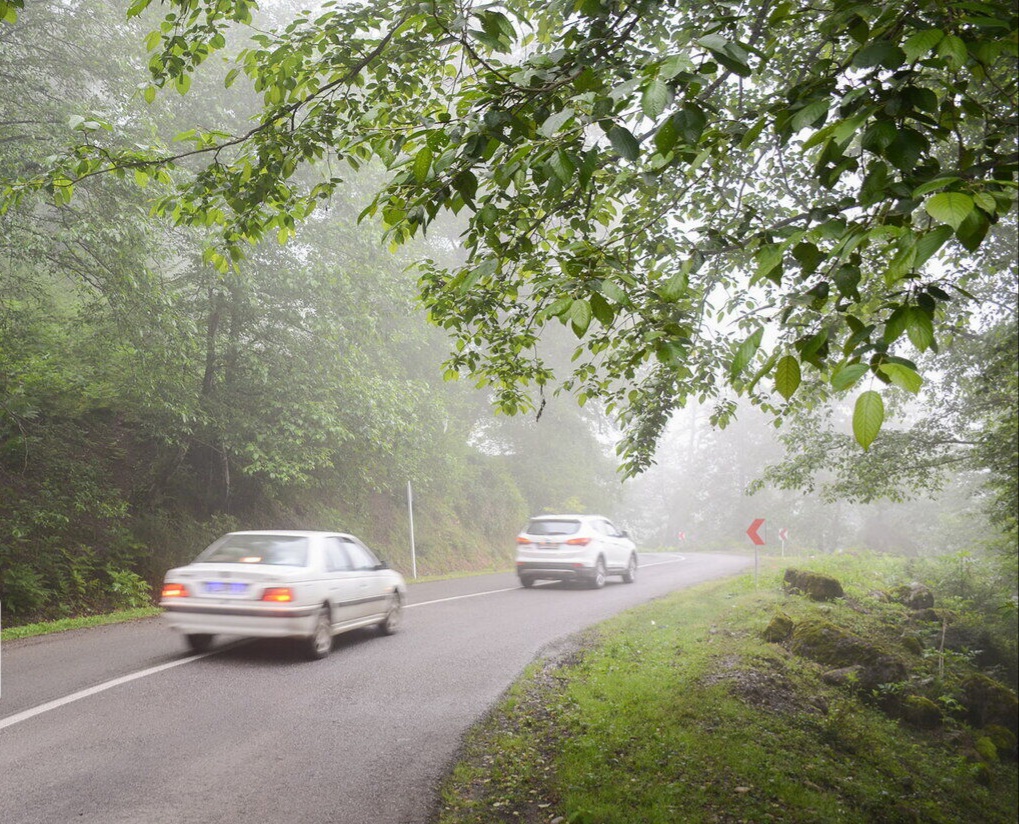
(161, 583), (189, 598)
(516, 536), (531, 544)
(262, 587), (294, 602)
(565, 537), (591, 546)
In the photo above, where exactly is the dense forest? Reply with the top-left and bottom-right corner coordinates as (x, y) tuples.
(0, 2), (620, 622)
(1, 1), (1016, 627)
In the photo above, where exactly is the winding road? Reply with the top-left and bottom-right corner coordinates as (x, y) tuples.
(0, 552), (751, 824)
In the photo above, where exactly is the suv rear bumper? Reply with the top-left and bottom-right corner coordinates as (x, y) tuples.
(516, 561), (591, 581)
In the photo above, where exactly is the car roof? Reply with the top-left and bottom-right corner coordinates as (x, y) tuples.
(528, 514), (603, 520)
(226, 530), (356, 539)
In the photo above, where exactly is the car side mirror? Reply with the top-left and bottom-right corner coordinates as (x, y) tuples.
(374, 562), (389, 570)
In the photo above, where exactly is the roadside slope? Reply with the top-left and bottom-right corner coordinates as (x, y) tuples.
(434, 554), (1018, 823)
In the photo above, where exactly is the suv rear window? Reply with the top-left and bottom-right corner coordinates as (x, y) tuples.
(525, 519), (581, 536)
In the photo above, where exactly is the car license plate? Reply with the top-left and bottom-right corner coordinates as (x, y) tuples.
(204, 581), (249, 595)
(540, 542), (557, 550)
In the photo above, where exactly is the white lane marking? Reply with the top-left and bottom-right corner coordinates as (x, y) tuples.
(0, 646), (227, 731)
(406, 555), (686, 608)
(2, 555), (689, 729)
(405, 586), (521, 609)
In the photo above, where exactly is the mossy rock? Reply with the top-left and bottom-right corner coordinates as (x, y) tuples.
(899, 694), (943, 729)
(790, 619), (907, 689)
(900, 633), (924, 656)
(961, 673), (1019, 730)
(984, 724), (1018, 761)
(890, 582), (935, 610)
(762, 612), (794, 642)
(783, 568), (845, 601)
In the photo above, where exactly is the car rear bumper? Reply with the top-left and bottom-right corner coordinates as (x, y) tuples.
(516, 561), (593, 581)
(160, 601), (319, 639)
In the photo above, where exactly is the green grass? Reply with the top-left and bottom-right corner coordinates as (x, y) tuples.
(435, 556), (1018, 824)
(0, 606), (161, 641)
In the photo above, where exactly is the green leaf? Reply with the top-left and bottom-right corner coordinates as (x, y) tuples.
(539, 108), (574, 138)
(883, 306), (908, 344)
(791, 99), (829, 133)
(569, 298), (593, 336)
(911, 175), (961, 198)
(608, 126), (640, 161)
(774, 355), (801, 401)
(641, 80), (672, 120)
(658, 270), (688, 301)
(831, 362), (869, 391)
(730, 328), (764, 378)
(853, 390), (884, 450)
(905, 307), (935, 352)
(955, 207), (990, 252)
(925, 192), (974, 229)
(912, 226), (953, 268)
(938, 34), (968, 68)
(412, 147), (433, 184)
(853, 41), (905, 69)
(878, 363), (923, 394)
(903, 29), (944, 62)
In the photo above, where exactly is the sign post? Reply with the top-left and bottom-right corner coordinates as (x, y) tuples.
(746, 518), (765, 586)
(407, 481), (417, 579)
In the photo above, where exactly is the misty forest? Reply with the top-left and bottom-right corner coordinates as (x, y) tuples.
(0, 0), (1015, 629)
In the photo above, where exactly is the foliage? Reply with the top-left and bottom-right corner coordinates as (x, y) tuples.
(3, 0), (1015, 475)
(0, 2), (621, 625)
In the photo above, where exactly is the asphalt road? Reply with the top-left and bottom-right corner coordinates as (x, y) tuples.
(0, 552), (752, 824)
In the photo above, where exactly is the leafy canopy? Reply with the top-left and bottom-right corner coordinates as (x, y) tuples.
(3, 0), (1016, 475)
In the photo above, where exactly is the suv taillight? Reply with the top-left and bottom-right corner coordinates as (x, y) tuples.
(565, 537), (591, 546)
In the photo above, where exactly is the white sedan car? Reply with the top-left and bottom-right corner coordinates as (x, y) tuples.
(160, 530), (406, 659)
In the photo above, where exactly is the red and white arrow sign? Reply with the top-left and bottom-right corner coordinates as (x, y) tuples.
(677, 531), (686, 541)
(746, 518), (766, 546)
(778, 528), (789, 542)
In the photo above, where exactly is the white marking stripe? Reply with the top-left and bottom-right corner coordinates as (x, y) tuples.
(405, 586), (521, 608)
(0, 647), (224, 731)
(1, 556), (687, 730)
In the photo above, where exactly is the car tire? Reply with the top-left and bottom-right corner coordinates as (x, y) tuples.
(589, 557), (607, 589)
(519, 576), (535, 588)
(622, 554), (638, 584)
(305, 605), (333, 660)
(378, 592), (402, 636)
(185, 633), (214, 653)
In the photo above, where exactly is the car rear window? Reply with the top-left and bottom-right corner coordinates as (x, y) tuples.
(196, 534), (309, 566)
(525, 519), (581, 536)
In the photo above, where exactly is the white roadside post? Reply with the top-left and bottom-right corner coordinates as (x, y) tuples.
(407, 481), (417, 580)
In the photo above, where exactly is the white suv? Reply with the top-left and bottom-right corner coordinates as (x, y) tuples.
(515, 514), (638, 589)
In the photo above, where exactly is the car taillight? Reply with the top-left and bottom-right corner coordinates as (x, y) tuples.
(516, 536), (531, 544)
(161, 583), (189, 598)
(565, 537), (591, 546)
(262, 587), (294, 602)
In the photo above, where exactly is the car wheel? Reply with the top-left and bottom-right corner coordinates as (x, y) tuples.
(185, 633), (214, 653)
(378, 592), (402, 636)
(305, 605), (333, 660)
(519, 576), (535, 588)
(589, 557), (606, 589)
(622, 554), (638, 584)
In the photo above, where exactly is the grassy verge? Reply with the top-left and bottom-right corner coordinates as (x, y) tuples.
(435, 555), (1018, 824)
(1, 607), (162, 641)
